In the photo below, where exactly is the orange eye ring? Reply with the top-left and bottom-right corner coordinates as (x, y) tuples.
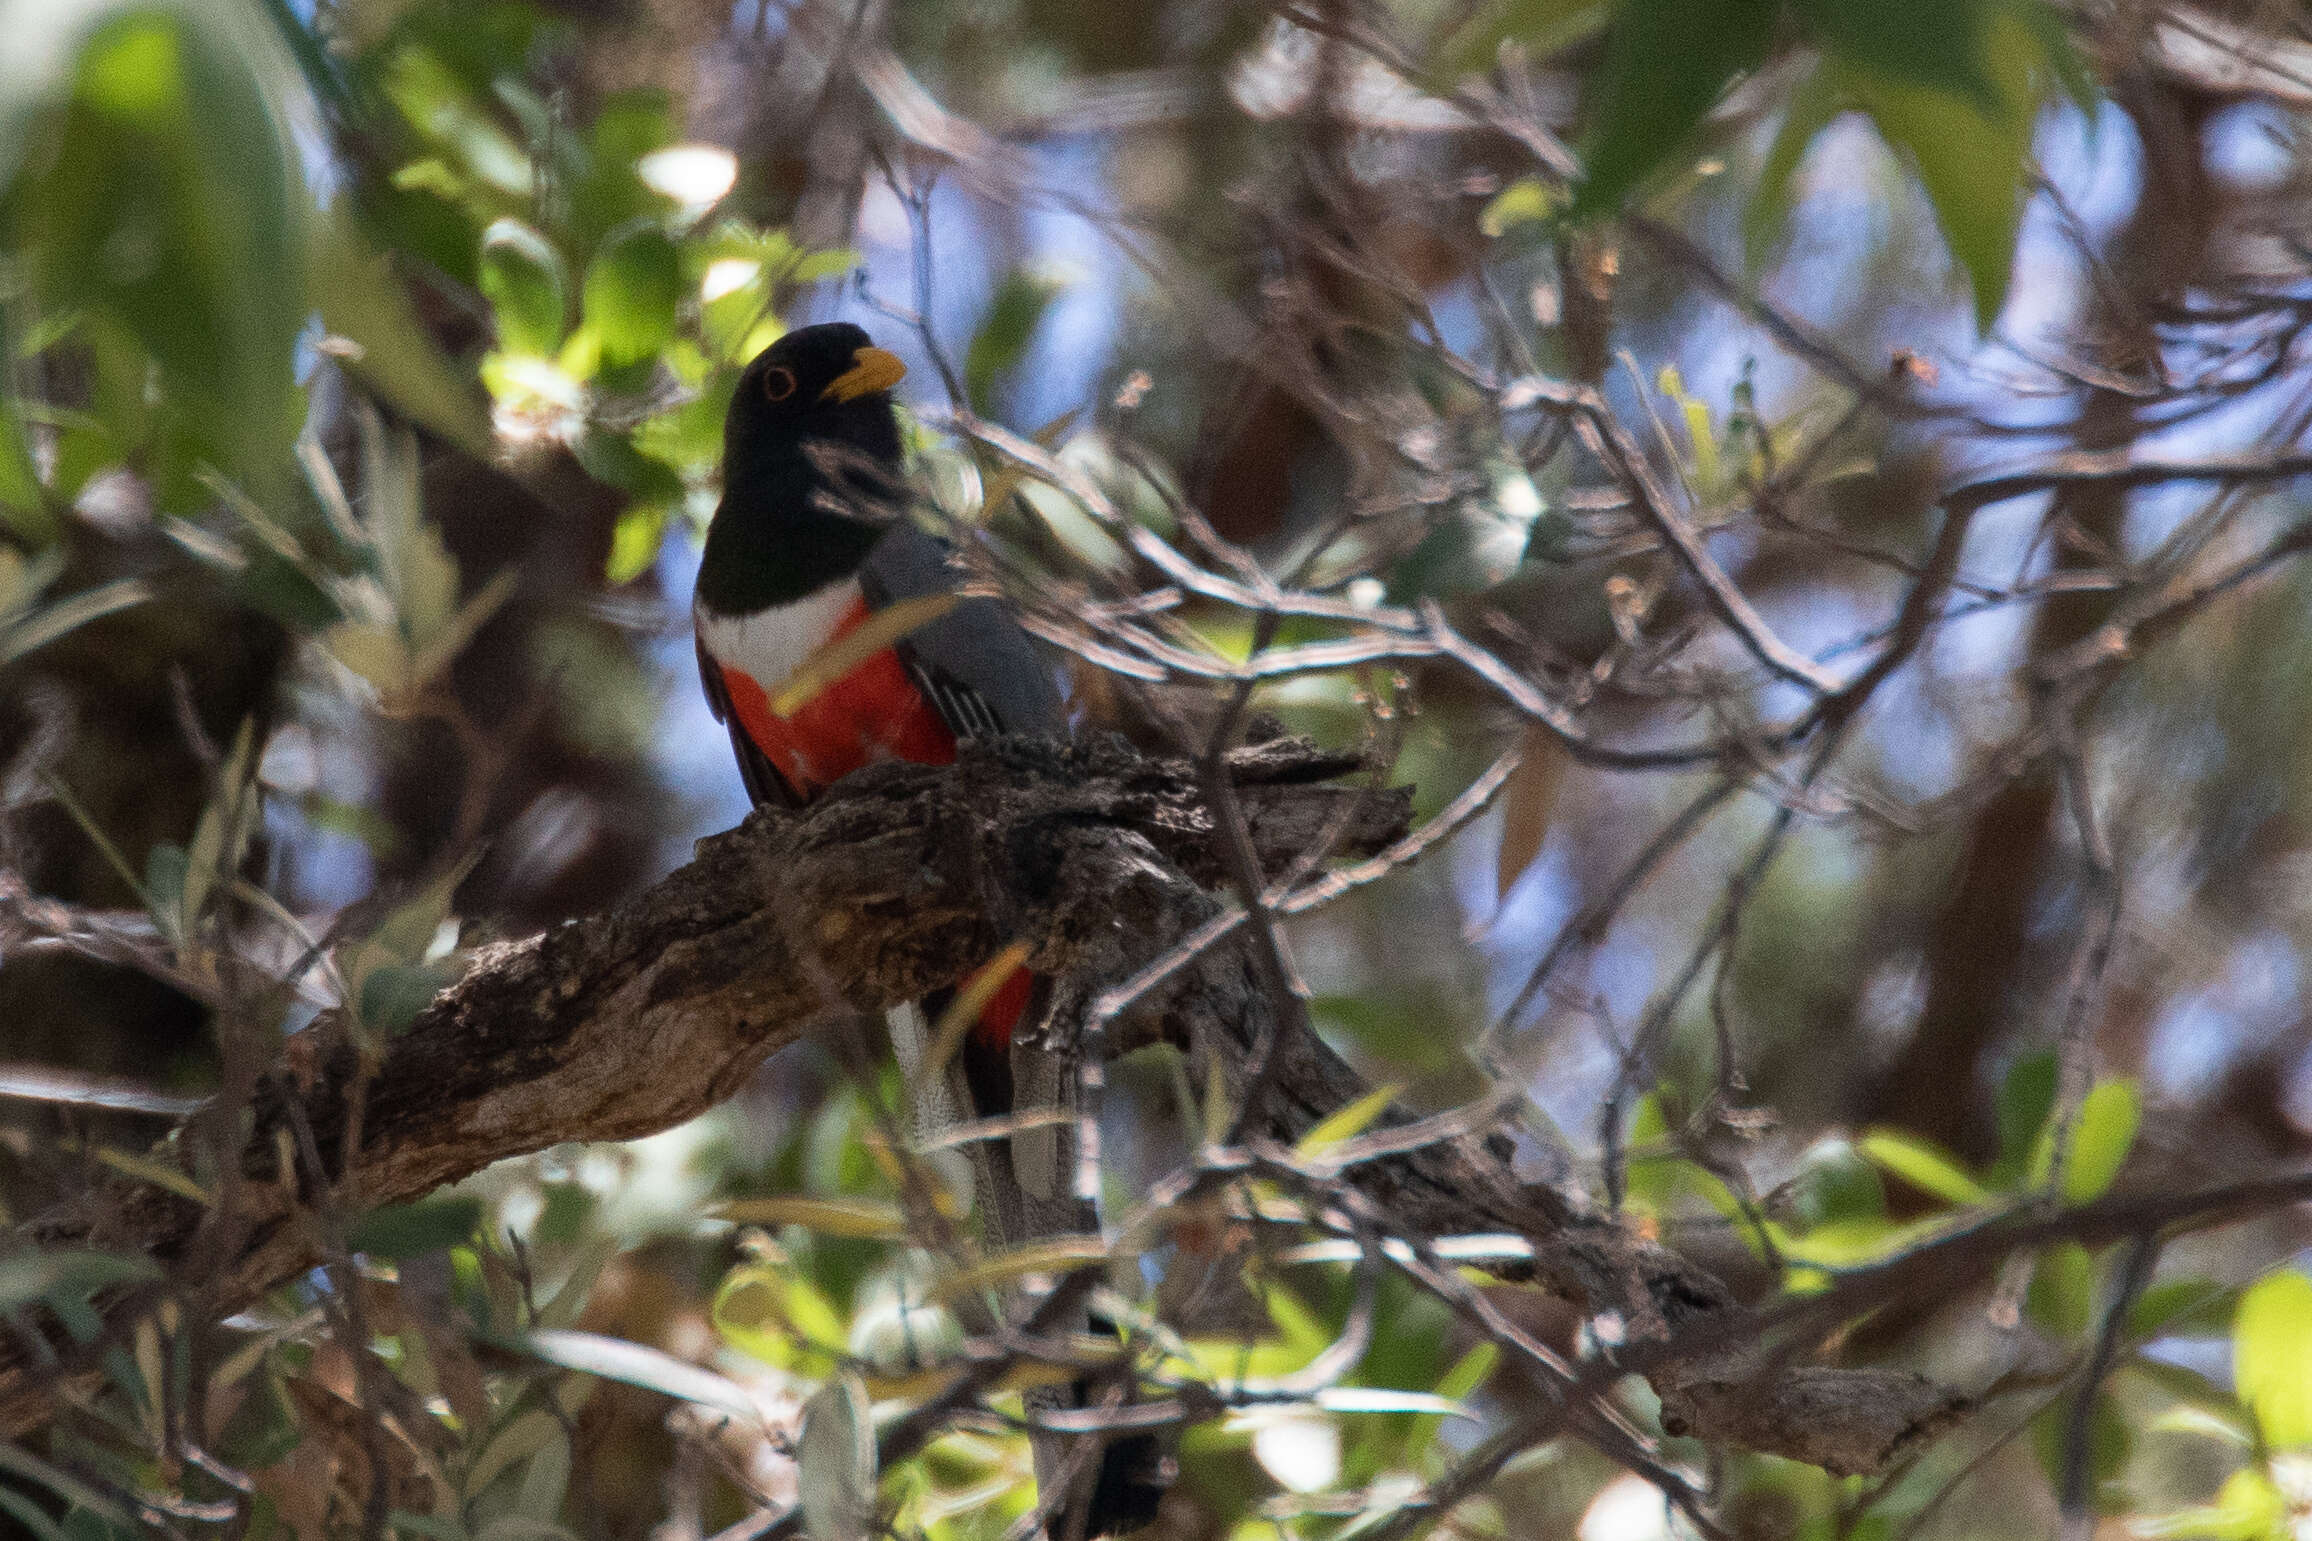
(761, 366), (797, 402)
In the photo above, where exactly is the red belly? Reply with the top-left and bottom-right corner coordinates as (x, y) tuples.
(717, 602), (956, 796)
(714, 600), (1031, 1048)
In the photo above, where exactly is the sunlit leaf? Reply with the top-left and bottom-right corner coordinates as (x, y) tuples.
(510, 1328), (761, 1423)
(937, 1237), (1110, 1299)
(1480, 177), (1560, 237)
(714, 1264), (850, 1359)
(2135, 1468), (2284, 1541)
(1786, 1138), (1886, 1227)
(310, 211), (490, 457)
(583, 218), (682, 368)
(711, 1196), (910, 1240)
(1655, 364), (1720, 490)
(2053, 1078), (2140, 1203)
(1857, 1131), (1988, 1207)
(2236, 1270), (2312, 1449)
(481, 217), (568, 356)
(13, 3), (306, 483)
(606, 504), (671, 585)
(1296, 1083), (1404, 1159)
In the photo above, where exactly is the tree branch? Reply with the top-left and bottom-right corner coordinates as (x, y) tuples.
(4, 735), (1961, 1477)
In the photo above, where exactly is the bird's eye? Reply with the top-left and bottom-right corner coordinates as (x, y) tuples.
(761, 366), (797, 402)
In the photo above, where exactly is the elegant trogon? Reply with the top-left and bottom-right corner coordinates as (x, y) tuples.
(694, 322), (1164, 1537)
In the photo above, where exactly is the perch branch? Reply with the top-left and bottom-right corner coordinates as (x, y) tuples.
(4, 736), (1958, 1476)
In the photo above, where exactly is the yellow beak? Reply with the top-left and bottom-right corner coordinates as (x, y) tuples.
(821, 346), (907, 403)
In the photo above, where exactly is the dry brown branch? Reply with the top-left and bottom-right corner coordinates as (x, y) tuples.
(3, 734), (1963, 1478)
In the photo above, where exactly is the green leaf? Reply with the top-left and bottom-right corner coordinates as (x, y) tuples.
(1296, 1084), (1404, 1159)
(2236, 1270), (2312, 1449)
(516, 1425), (572, 1521)
(2136, 1468), (2284, 1541)
(798, 1371), (877, 1541)
(0, 380), (53, 543)
(2029, 1389), (2129, 1504)
(0, 575), (152, 667)
(179, 716), (257, 936)
(2129, 1278), (2238, 1341)
(13, 4), (307, 483)
(583, 218), (682, 368)
(466, 1407), (562, 1502)
(508, 1329), (760, 1422)
(0, 1483), (70, 1541)
(1996, 1052), (2059, 1175)
(1744, 60), (1847, 274)
(348, 1195), (483, 1260)
(215, 1366), (301, 1472)
(631, 386), (731, 475)
(311, 212), (491, 458)
(965, 268), (1064, 416)
(573, 427), (683, 502)
(359, 961), (452, 1035)
(1787, 1138), (1886, 1227)
(1438, 0), (1612, 81)
(1858, 1130), (1989, 1206)
(2024, 1241), (2094, 1339)
(1833, 4), (2056, 330)
(2057, 1078), (2140, 1204)
(480, 218), (568, 356)
(712, 1195), (910, 1240)
(0, 1440), (137, 1533)
(1792, 0), (1993, 103)
(605, 504), (669, 586)
(0, 1248), (159, 1312)
(141, 840), (186, 938)
(1572, 0), (1779, 217)
(1480, 177), (1560, 238)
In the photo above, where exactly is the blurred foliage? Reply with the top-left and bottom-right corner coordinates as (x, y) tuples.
(4, 0), (2312, 1537)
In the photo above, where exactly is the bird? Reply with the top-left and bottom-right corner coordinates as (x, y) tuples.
(694, 321), (1167, 1537)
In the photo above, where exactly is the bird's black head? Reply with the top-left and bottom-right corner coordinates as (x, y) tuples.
(726, 321), (907, 443)
(701, 323), (910, 611)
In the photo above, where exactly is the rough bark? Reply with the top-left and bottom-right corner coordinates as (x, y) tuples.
(3, 735), (1961, 1475)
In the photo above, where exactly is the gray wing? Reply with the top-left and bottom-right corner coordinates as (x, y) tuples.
(859, 522), (1066, 739)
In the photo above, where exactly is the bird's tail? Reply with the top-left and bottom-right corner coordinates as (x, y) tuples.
(899, 973), (1172, 1538)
